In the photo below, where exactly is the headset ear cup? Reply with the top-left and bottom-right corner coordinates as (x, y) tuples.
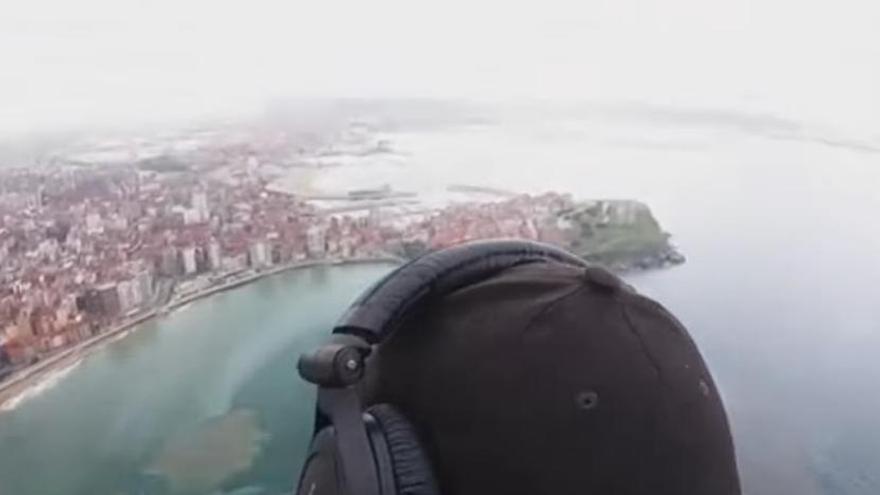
(367, 404), (440, 495)
(296, 427), (342, 495)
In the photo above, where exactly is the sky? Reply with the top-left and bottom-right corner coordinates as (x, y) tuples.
(1, 0), (879, 136)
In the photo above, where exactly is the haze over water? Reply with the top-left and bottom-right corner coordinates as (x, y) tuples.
(2, 112), (880, 494)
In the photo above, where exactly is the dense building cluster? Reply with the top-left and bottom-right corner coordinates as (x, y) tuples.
(0, 139), (583, 377)
(400, 192), (576, 249)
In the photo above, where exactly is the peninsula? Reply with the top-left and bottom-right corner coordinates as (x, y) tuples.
(0, 121), (683, 404)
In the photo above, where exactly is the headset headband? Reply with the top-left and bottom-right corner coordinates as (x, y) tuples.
(333, 239), (587, 344)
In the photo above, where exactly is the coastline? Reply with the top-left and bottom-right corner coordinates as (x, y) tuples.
(0, 256), (401, 411)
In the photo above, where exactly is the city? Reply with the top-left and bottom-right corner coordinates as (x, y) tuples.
(0, 126), (681, 382)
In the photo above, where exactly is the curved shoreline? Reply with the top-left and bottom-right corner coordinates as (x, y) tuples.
(0, 257), (400, 411)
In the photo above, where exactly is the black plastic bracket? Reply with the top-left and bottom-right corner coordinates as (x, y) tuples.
(298, 335), (372, 388)
(318, 386), (381, 495)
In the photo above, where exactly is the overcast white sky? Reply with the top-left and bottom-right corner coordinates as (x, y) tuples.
(1, 0), (878, 136)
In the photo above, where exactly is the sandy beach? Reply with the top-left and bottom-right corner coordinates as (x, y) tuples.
(0, 256), (399, 412)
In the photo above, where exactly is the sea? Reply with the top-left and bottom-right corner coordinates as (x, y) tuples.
(2, 108), (879, 494)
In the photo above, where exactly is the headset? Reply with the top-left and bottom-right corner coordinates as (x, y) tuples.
(294, 239), (588, 495)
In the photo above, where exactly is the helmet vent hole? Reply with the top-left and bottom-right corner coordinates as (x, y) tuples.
(575, 390), (599, 411)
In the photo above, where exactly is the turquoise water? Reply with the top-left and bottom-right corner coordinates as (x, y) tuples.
(0, 264), (395, 495)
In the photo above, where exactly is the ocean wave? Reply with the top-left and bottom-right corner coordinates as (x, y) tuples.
(172, 302), (194, 315)
(108, 328), (133, 344)
(0, 358), (83, 413)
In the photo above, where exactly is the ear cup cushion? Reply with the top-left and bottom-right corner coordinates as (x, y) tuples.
(367, 404), (440, 495)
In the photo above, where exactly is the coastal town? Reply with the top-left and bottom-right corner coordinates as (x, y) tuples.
(0, 124), (682, 383)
